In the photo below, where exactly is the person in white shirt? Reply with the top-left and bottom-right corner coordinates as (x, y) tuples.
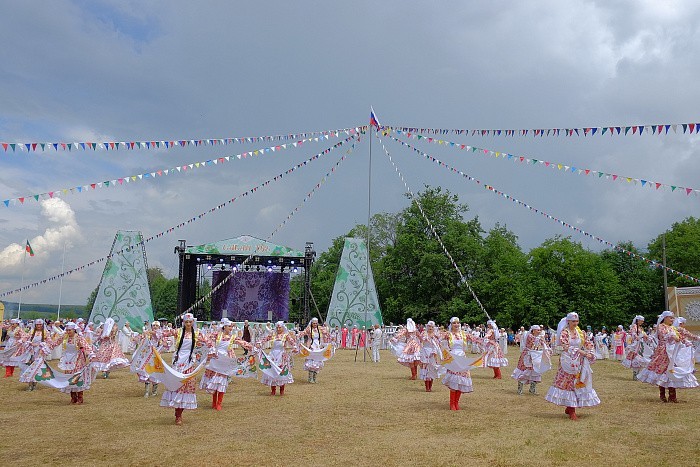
(370, 324), (382, 363)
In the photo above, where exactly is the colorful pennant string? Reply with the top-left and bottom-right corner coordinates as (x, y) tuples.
(182, 134), (363, 314)
(0, 126), (361, 153)
(387, 129), (700, 199)
(385, 121), (700, 138)
(376, 133), (490, 320)
(2, 128), (366, 208)
(0, 133), (360, 298)
(385, 132), (700, 284)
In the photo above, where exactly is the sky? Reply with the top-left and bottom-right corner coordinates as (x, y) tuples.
(1, 0), (699, 306)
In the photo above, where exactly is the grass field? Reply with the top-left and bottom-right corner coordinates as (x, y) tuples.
(0, 349), (698, 467)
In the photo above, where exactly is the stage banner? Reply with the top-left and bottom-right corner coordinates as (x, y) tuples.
(325, 237), (383, 329)
(211, 271), (290, 322)
(87, 230), (154, 332)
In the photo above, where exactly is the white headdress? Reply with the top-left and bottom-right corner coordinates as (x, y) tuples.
(632, 315), (645, 327)
(529, 325), (541, 331)
(487, 320), (500, 339)
(151, 321), (161, 327)
(426, 320), (435, 328)
(673, 317), (686, 327)
(556, 313), (579, 343)
(10, 318), (20, 324)
(449, 317), (460, 324)
(101, 317), (115, 338)
(220, 318), (233, 327)
(406, 318), (416, 332)
(182, 313), (195, 322)
(657, 310), (674, 326)
(65, 322), (78, 330)
(35, 318), (45, 325)
(276, 320), (285, 329)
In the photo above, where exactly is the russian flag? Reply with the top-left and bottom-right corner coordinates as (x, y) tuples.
(370, 106), (380, 128)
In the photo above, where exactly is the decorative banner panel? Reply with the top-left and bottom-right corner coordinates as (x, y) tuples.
(325, 238), (383, 329)
(87, 230), (154, 332)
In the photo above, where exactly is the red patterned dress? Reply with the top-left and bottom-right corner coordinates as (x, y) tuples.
(544, 328), (600, 408)
(638, 324), (698, 389)
(511, 332), (548, 383)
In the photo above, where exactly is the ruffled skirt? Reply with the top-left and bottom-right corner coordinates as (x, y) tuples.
(637, 368), (699, 389)
(545, 385), (600, 407)
(200, 369), (230, 393)
(442, 369), (473, 393)
(511, 367), (542, 383)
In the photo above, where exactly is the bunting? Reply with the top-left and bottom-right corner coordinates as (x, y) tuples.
(0, 133), (362, 299)
(2, 130), (365, 208)
(385, 121), (700, 138)
(385, 132), (700, 285)
(388, 129), (700, 198)
(0, 126), (362, 153)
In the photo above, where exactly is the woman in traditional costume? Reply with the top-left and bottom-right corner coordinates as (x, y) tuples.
(638, 311), (698, 403)
(297, 317), (332, 384)
(1, 319), (25, 377)
(418, 321), (441, 392)
(53, 322), (94, 404)
(483, 320), (508, 379)
(389, 318), (422, 380)
(545, 312), (600, 420)
(200, 318), (252, 410)
(136, 321), (166, 398)
(17, 319), (52, 391)
(256, 321), (298, 396)
(160, 313), (209, 425)
(511, 325), (550, 395)
(613, 325), (626, 361)
(622, 315), (651, 380)
(92, 318), (129, 379)
(441, 317), (479, 410)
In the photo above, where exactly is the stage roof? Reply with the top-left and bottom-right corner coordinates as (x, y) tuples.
(185, 235), (304, 258)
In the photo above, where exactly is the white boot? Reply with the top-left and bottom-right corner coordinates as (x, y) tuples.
(144, 383), (150, 398)
(151, 383), (159, 396)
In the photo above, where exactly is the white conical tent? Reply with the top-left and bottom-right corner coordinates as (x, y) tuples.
(325, 237), (383, 328)
(88, 230), (154, 332)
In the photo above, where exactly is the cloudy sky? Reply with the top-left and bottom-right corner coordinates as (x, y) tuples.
(1, 0), (699, 306)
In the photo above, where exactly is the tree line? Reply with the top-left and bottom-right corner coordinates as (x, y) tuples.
(84, 186), (700, 329)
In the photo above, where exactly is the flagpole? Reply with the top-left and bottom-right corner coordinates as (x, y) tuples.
(57, 242), (66, 321)
(364, 111), (374, 363)
(17, 241), (27, 319)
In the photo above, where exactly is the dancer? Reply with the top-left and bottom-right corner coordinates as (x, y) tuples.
(256, 321), (298, 396)
(419, 321), (441, 392)
(17, 319), (53, 391)
(613, 325), (626, 361)
(0, 319), (24, 377)
(136, 321), (166, 398)
(53, 322), (94, 404)
(160, 313), (209, 425)
(441, 317), (479, 410)
(638, 311), (698, 403)
(200, 318), (252, 410)
(297, 318), (331, 384)
(622, 315), (650, 380)
(341, 325), (348, 349)
(511, 325), (551, 395)
(389, 319), (422, 380)
(544, 312), (600, 420)
(92, 318), (129, 379)
(370, 324), (382, 363)
(483, 320), (508, 379)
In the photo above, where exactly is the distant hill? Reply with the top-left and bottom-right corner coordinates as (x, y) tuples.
(1, 301), (87, 320)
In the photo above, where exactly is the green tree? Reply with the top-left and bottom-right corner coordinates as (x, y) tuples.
(85, 286), (98, 314)
(648, 217), (700, 287)
(527, 236), (624, 328)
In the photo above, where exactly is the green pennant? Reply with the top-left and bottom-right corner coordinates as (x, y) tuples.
(104, 181), (110, 187)
(10, 143), (15, 151)
(624, 127), (630, 135)
(602, 127), (608, 135)
(598, 172), (604, 177)
(91, 142), (97, 150)
(40, 143), (46, 151)
(34, 194), (39, 201)
(671, 186), (677, 191)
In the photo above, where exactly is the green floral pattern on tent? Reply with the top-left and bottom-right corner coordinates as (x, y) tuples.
(88, 231), (153, 332)
(185, 235), (304, 257)
(326, 238), (383, 328)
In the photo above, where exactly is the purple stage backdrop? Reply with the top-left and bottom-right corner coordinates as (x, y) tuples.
(211, 271), (290, 322)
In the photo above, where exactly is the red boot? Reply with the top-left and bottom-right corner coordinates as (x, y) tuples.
(4, 366), (12, 378)
(569, 408), (578, 421)
(70, 392), (78, 404)
(495, 367), (502, 379)
(9, 366), (14, 376)
(424, 380), (430, 392)
(175, 408), (183, 425)
(279, 385), (285, 396)
(449, 390), (456, 410)
(668, 388), (678, 403)
(659, 386), (667, 403)
(564, 407), (572, 415)
(271, 386), (277, 396)
(410, 364), (417, 380)
(212, 391), (218, 409)
(427, 380), (433, 392)
(454, 391), (462, 410)
(77, 392), (84, 404)
(216, 392), (224, 410)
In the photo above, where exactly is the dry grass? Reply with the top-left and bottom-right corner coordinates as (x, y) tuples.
(0, 349), (698, 467)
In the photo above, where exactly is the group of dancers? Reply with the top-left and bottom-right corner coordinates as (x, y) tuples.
(1, 314), (335, 425)
(389, 311), (699, 420)
(2, 309), (698, 424)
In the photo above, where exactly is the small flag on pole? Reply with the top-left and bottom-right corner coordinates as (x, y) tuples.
(26, 240), (34, 256)
(370, 106), (380, 128)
